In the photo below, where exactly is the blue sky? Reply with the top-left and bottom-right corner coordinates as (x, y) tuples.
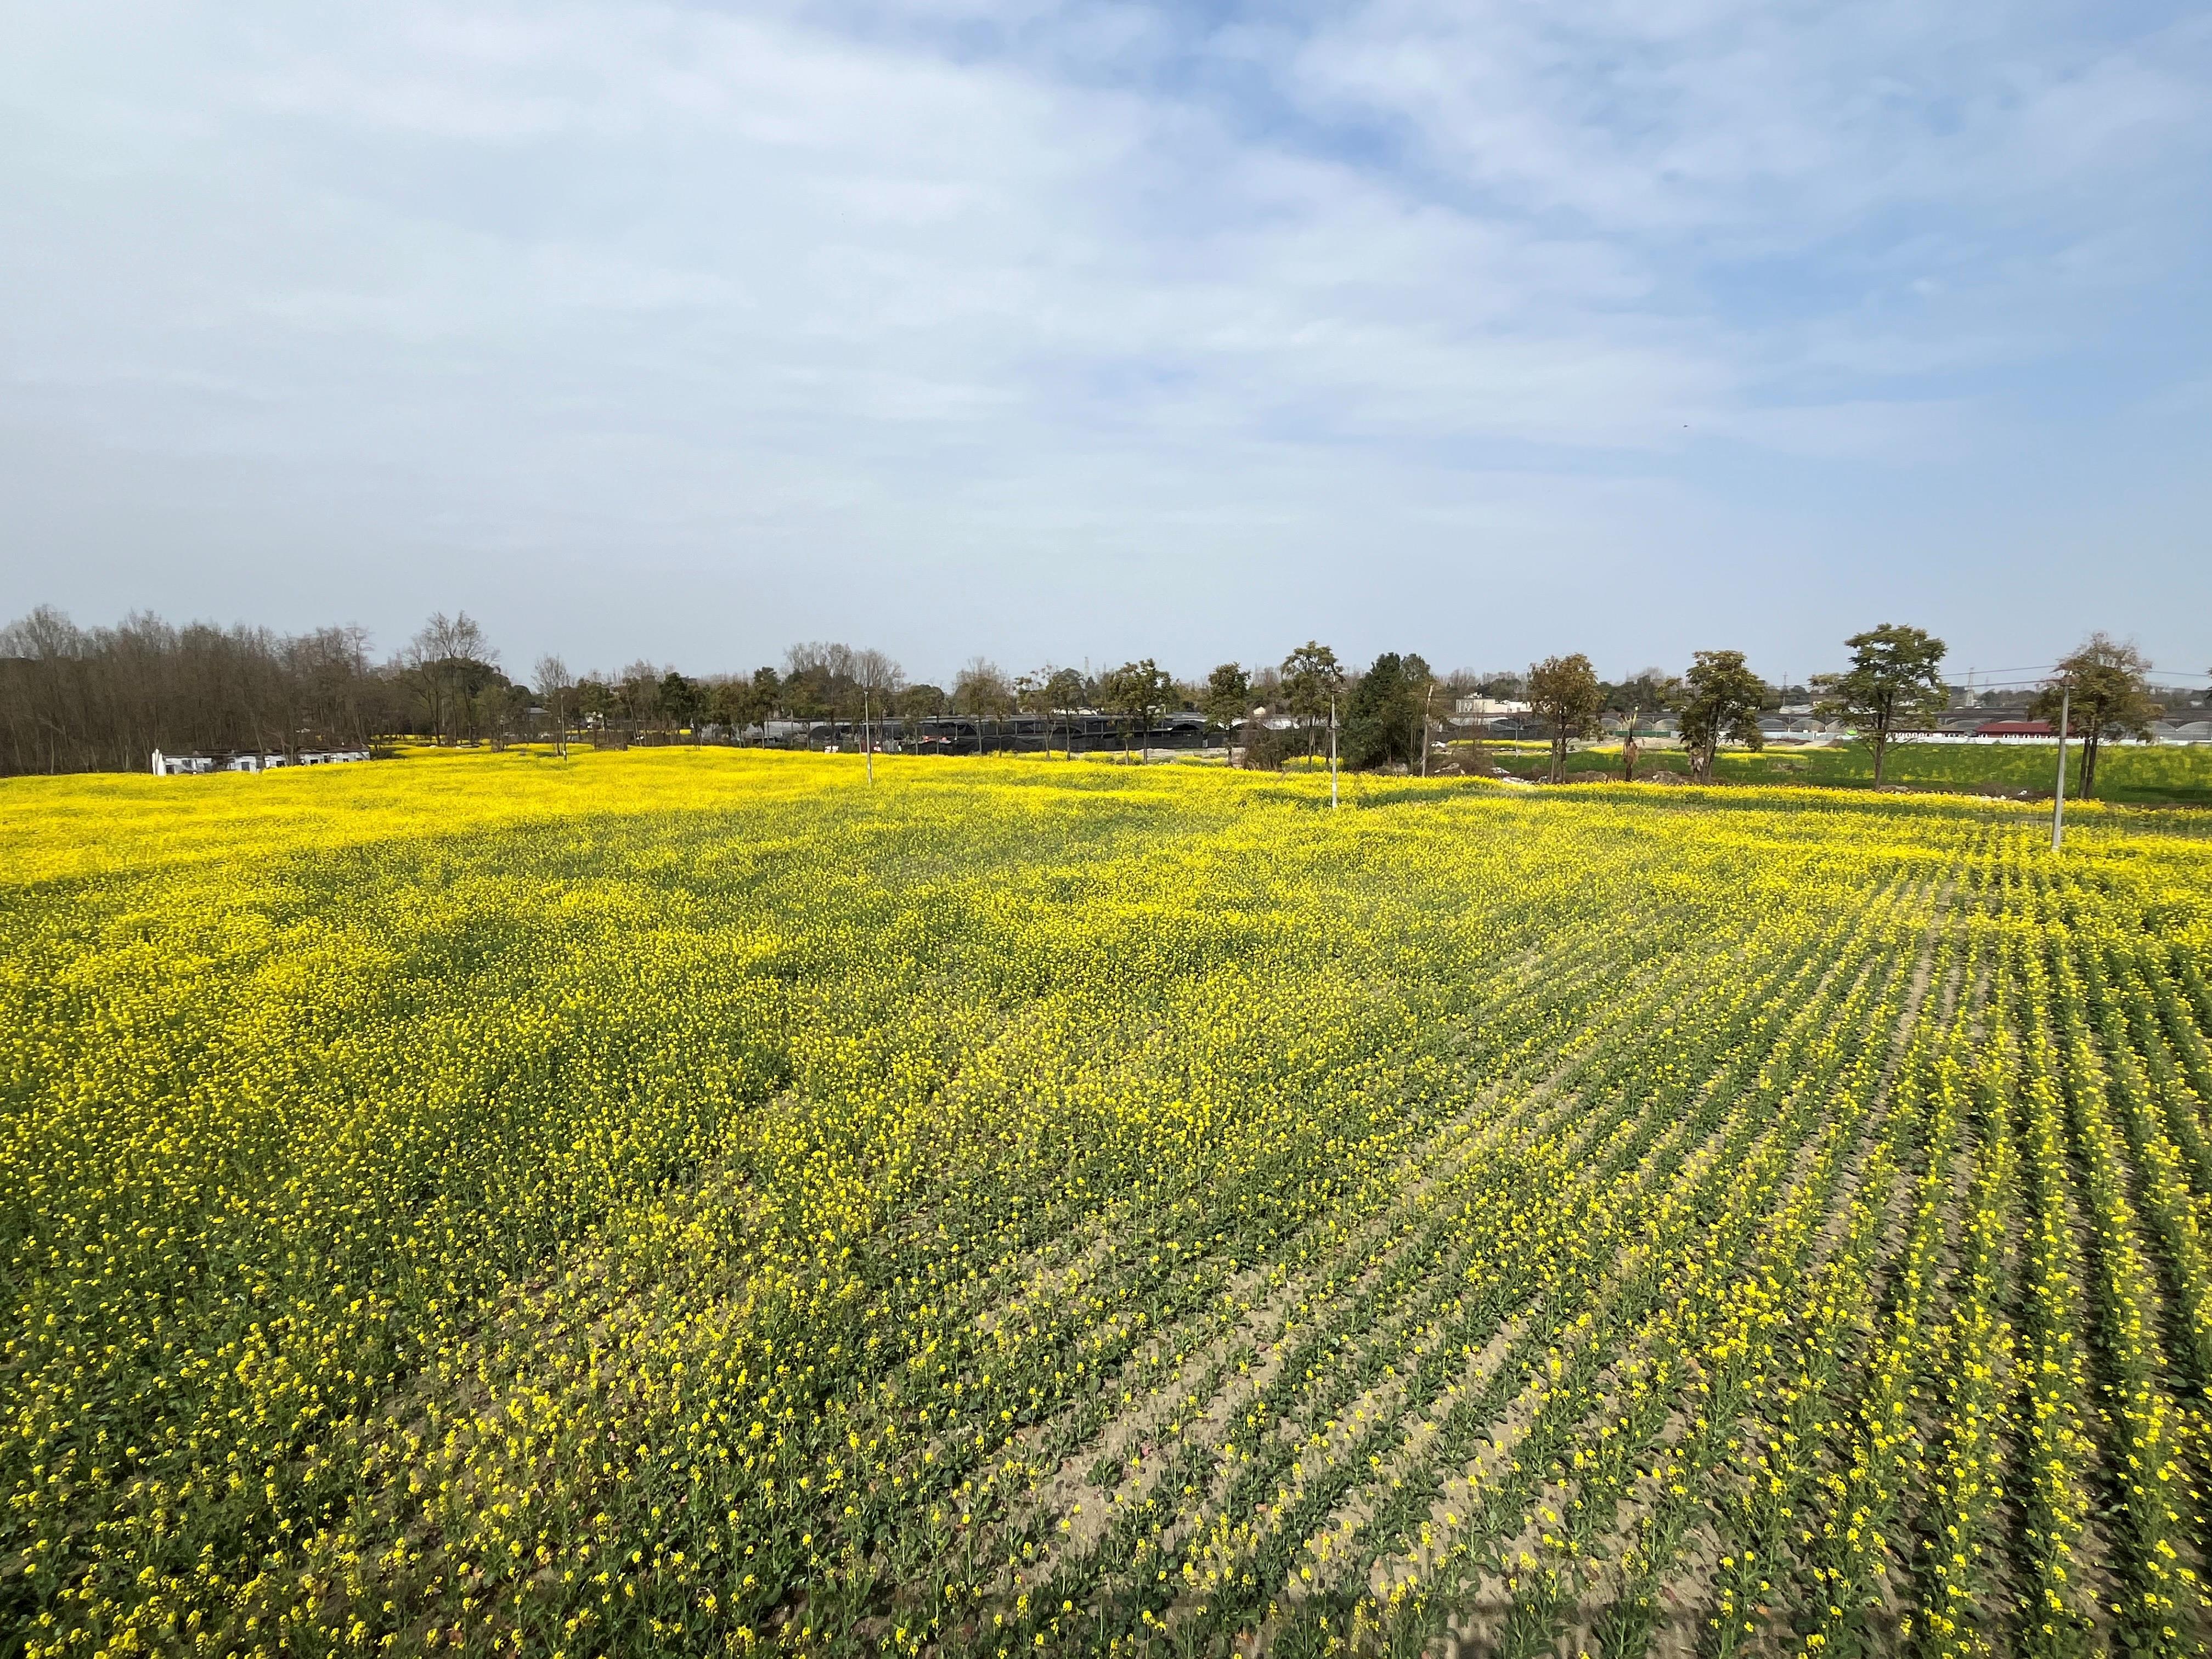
(2, 0), (2207, 686)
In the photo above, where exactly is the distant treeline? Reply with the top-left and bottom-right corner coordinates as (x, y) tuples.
(0, 608), (561, 776)
(3, 605), (2183, 790)
(1, 608), (1475, 776)
(0, 609), (400, 776)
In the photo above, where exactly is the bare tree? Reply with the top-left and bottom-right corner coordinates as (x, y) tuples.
(534, 655), (575, 758)
(400, 612), (497, 743)
(0, 606), (405, 774)
(953, 658), (1014, 754)
(851, 648), (904, 774)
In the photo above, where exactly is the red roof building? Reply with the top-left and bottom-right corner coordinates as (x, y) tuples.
(1974, 720), (2053, 737)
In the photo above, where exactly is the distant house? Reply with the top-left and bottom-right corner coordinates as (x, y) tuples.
(1974, 720), (2053, 738)
(151, 748), (369, 776)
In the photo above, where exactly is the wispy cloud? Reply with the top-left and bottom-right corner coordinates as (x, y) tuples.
(1, 0), (2207, 675)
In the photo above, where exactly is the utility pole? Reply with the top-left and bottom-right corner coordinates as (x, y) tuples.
(864, 686), (873, 784)
(1420, 681), (1434, 777)
(1329, 692), (1339, 810)
(2051, 685), (2069, 852)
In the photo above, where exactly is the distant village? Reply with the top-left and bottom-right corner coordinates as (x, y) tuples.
(142, 682), (2212, 777)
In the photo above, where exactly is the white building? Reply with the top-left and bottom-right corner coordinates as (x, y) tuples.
(151, 748), (370, 776)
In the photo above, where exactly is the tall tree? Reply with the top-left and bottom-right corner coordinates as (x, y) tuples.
(1344, 653), (1431, 771)
(533, 654), (574, 758)
(574, 677), (617, 730)
(747, 666), (782, 729)
(1526, 653), (1602, 783)
(1810, 623), (1949, 785)
(479, 679), (534, 750)
(851, 650), (903, 759)
(402, 612), (496, 743)
(658, 671), (703, 742)
(1678, 650), (1768, 783)
(1202, 663), (1251, 763)
(1013, 671), (1051, 753)
(2030, 633), (2159, 800)
(778, 667), (827, 726)
(1280, 641), (1344, 760)
(1101, 659), (1173, 761)
(898, 683), (947, 721)
(953, 658), (1013, 754)
(782, 643), (857, 739)
(1606, 668), (1676, 783)
(1405, 654), (1437, 776)
(705, 675), (752, 741)
(1046, 668), (1087, 758)
(617, 661), (664, 730)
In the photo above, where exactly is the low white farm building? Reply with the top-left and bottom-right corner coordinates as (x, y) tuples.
(151, 748), (370, 776)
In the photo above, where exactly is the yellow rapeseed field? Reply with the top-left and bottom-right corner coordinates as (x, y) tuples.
(8, 748), (2212, 1657)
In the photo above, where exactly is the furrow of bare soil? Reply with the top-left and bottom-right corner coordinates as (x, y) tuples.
(950, 962), (1711, 1590)
(1479, 865), (1962, 1654)
(1437, 909), (1927, 1656)
(928, 902), (1864, 1634)
(953, 906), (1884, 1657)
(1115, 878), (1948, 1657)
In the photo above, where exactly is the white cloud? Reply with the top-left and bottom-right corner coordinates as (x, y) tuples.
(1, 0), (2208, 676)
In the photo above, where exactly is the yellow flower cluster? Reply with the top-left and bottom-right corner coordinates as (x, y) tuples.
(4, 748), (2212, 1656)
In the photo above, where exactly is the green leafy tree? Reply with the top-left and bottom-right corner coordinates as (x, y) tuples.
(1014, 670), (1056, 753)
(1389, 654), (1437, 774)
(1810, 623), (1949, 785)
(1343, 653), (1431, 770)
(1526, 653), (1602, 783)
(729, 666), (782, 738)
(703, 667), (779, 742)
(704, 676), (748, 738)
(952, 659), (1012, 716)
(1046, 668), (1087, 758)
(1678, 650), (1768, 783)
(780, 665), (832, 726)
(1202, 663), (1250, 760)
(1101, 658), (1173, 761)
(2030, 633), (2159, 800)
(574, 677), (616, 729)
(898, 683), (947, 720)
(476, 678), (532, 750)
(1280, 641), (1344, 760)
(658, 670), (703, 740)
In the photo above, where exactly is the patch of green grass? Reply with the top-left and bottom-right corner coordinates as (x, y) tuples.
(1465, 740), (2212, 805)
